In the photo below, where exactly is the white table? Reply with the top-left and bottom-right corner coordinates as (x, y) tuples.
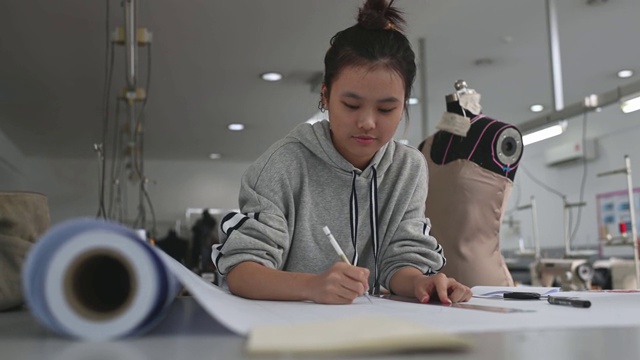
(2, 296), (640, 360)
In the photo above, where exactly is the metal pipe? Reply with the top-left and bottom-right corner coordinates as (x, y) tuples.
(521, 81), (640, 134)
(418, 38), (428, 140)
(546, 0), (564, 111)
(531, 197), (541, 260)
(563, 199), (570, 255)
(623, 155), (640, 288)
(124, 0), (137, 89)
(563, 200), (587, 255)
(598, 168), (628, 177)
(598, 155), (640, 288)
(124, 0), (138, 177)
(128, 102), (136, 155)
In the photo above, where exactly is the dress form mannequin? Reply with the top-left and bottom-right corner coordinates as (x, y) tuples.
(423, 80), (522, 180)
(420, 81), (523, 287)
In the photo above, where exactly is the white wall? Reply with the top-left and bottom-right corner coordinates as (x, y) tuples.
(17, 156), (251, 237)
(501, 105), (640, 257)
(0, 126), (30, 190)
(4, 102), (639, 256)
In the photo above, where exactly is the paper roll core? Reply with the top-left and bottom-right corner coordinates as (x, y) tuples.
(63, 249), (137, 321)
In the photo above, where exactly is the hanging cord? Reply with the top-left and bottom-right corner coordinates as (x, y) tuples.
(520, 166), (567, 200)
(108, 99), (122, 220)
(97, 0), (115, 218)
(569, 111), (590, 245)
(131, 44), (156, 237)
(520, 164), (570, 242)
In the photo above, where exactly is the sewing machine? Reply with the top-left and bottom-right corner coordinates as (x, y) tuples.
(530, 258), (594, 291)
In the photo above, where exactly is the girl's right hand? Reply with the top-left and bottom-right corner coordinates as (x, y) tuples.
(306, 262), (370, 304)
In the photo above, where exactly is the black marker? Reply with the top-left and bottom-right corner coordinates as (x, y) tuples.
(503, 292), (542, 300)
(547, 296), (591, 308)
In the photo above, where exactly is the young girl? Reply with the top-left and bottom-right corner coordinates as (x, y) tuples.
(214, 0), (472, 305)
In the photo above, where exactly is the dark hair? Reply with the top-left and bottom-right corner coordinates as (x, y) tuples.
(323, 0), (416, 113)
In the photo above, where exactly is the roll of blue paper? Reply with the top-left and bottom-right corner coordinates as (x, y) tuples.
(22, 218), (181, 341)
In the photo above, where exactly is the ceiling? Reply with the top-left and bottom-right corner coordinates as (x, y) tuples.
(1, 0), (639, 163)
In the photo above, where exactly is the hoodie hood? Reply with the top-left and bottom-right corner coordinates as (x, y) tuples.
(287, 120), (393, 179)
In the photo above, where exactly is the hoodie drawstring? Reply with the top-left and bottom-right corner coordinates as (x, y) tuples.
(350, 167), (381, 295)
(349, 171), (359, 266)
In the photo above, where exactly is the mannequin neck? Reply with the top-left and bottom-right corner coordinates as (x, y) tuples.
(446, 101), (477, 119)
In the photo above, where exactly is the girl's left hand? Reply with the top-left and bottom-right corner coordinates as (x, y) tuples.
(413, 273), (472, 304)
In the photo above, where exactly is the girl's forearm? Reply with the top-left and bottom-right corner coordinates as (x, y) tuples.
(388, 266), (423, 297)
(226, 261), (316, 301)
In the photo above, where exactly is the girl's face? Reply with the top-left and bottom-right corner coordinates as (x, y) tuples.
(323, 65), (405, 170)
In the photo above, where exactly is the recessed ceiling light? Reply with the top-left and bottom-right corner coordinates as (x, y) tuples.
(617, 69), (634, 79)
(228, 123), (244, 131)
(408, 97), (419, 105)
(260, 72), (283, 82)
(209, 153), (221, 160)
(530, 104), (544, 113)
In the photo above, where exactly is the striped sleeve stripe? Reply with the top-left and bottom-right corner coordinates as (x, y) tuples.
(215, 211), (260, 276)
(213, 244), (225, 277)
(422, 223), (432, 236)
(434, 243), (443, 254)
(425, 268), (436, 276)
(221, 212), (259, 236)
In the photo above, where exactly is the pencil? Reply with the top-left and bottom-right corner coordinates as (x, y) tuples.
(322, 226), (372, 303)
(323, 226), (351, 264)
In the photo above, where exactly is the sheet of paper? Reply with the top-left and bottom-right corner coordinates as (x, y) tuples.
(163, 254), (640, 337)
(247, 315), (471, 355)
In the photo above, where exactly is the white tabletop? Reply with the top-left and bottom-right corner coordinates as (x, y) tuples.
(2, 296), (640, 360)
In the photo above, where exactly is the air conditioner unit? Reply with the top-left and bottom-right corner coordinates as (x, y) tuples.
(544, 139), (597, 166)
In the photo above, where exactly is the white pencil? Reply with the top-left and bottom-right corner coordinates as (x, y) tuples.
(322, 226), (372, 303)
(323, 226), (351, 264)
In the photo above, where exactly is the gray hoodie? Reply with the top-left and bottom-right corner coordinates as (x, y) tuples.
(214, 120), (445, 293)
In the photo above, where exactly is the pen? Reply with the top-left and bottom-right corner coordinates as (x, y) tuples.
(547, 296), (591, 308)
(322, 226), (372, 303)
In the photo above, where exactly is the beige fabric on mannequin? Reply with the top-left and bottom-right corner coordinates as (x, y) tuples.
(0, 191), (50, 311)
(421, 137), (514, 287)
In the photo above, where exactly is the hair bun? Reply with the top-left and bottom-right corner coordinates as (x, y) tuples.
(357, 0), (405, 32)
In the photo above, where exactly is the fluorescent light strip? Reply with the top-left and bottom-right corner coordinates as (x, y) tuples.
(621, 96), (640, 114)
(523, 124), (564, 146)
